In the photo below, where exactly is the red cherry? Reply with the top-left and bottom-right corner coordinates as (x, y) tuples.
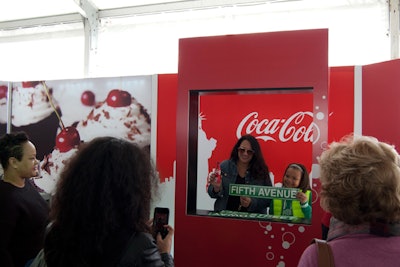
(22, 81), (41, 88)
(106, 89), (131, 107)
(56, 127), (81, 152)
(81, 90), (95, 106)
(0, 85), (7, 99)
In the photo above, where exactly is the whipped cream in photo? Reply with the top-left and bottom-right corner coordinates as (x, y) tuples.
(35, 147), (78, 194)
(0, 84), (8, 124)
(76, 89), (151, 148)
(11, 82), (59, 127)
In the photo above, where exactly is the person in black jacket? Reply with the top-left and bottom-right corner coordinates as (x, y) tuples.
(0, 132), (49, 267)
(30, 136), (174, 267)
(207, 134), (272, 213)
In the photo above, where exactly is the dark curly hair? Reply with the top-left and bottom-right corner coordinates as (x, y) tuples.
(0, 131), (29, 170)
(229, 134), (271, 182)
(44, 136), (159, 267)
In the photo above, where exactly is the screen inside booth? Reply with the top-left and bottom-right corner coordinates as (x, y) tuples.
(187, 88), (315, 224)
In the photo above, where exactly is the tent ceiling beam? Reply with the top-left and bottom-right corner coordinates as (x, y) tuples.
(0, 0), (300, 30)
(74, 0), (100, 76)
(0, 14), (83, 31)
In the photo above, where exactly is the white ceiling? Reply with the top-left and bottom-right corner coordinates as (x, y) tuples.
(0, 0), (375, 23)
(0, 0), (184, 22)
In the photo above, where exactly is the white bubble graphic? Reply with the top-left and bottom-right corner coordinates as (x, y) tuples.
(277, 260), (286, 267)
(266, 252), (274, 260)
(298, 226), (305, 233)
(266, 225), (273, 231)
(316, 112), (324, 120)
(282, 232), (295, 245)
(320, 141), (328, 150)
(311, 163), (321, 179)
(282, 241), (290, 249)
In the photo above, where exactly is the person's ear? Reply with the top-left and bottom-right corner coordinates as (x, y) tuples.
(8, 157), (18, 169)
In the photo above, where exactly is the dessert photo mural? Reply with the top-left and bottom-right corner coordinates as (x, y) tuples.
(9, 81), (62, 161)
(7, 76), (152, 194)
(0, 81), (9, 176)
(0, 81), (8, 136)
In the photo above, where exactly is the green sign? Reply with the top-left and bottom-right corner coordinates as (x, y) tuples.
(208, 210), (299, 221)
(229, 184), (300, 200)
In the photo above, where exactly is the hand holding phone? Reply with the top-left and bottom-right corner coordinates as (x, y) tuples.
(153, 207), (169, 239)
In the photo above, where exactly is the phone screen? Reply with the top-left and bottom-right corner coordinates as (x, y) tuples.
(153, 207), (169, 239)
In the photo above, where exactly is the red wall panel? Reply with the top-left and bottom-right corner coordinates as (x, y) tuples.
(362, 59), (400, 149)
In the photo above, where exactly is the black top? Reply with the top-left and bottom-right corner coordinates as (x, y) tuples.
(0, 178), (49, 267)
(226, 174), (247, 212)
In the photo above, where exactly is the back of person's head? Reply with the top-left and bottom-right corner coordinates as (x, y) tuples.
(0, 131), (29, 170)
(230, 134), (270, 180)
(46, 136), (158, 267)
(285, 163), (310, 192)
(319, 135), (400, 225)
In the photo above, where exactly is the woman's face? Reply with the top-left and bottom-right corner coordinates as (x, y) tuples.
(237, 140), (254, 164)
(283, 167), (302, 188)
(14, 141), (39, 178)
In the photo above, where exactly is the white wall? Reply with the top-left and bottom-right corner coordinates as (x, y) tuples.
(0, 1), (390, 80)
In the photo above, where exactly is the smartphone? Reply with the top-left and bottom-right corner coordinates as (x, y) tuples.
(153, 207), (169, 239)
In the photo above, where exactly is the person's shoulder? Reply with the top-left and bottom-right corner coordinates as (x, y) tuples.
(297, 242), (318, 267)
(123, 232), (157, 257)
(29, 249), (47, 267)
(0, 180), (16, 199)
(220, 159), (232, 167)
(136, 232), (153, 240)
(118, 232), (158, 266)
(133, 232), (156, 248)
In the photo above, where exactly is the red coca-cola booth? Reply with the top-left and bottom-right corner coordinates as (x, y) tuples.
(158, 29), (400, 267)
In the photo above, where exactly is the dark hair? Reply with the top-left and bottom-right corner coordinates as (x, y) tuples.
(285, 163), (311, 192)
(0, 131), (29, 170)
(45, 136), (159, 267)
(229, 134), (270, 181)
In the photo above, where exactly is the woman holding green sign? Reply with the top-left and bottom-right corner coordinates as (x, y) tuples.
(269, 163), (312, 219)
(207, 134), (272, 213)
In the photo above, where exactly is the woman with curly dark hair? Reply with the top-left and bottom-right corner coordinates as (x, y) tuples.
(207, 134), (272, 213)
(30, 136), (174, 267)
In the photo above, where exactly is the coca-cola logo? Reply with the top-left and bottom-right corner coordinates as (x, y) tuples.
(236, 111), (320, 144)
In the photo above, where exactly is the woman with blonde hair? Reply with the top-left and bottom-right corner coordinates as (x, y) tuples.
(298, 135), (400, 266)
